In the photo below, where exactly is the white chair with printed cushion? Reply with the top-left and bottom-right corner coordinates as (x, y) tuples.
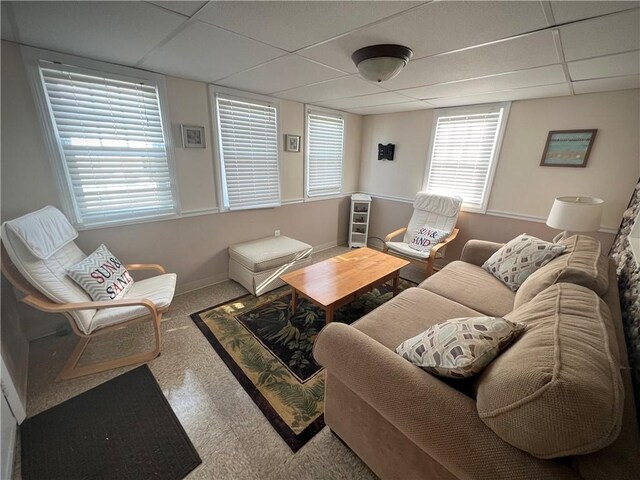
(383, 192), (462, 277)
(1, 206), (177, 380)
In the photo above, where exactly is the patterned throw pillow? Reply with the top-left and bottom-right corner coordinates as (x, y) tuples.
(396, 317), (526, 378)
(67, 244), (134, 301)
(482, 234), (566, 291)
(408, 225), (450, 252)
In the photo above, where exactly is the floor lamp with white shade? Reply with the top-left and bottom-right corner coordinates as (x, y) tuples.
(546, 196), (604, 242)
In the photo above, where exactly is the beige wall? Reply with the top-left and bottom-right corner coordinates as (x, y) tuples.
(0, 40), (361, 340)
(1, 278), (29, 405)
(359, 110), (432, 199)
(491, 90), (640, 229)
(359, 89), (640, 249)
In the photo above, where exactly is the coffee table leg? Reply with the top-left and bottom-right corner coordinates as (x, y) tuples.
(392, 271), (400, 296)
(291, 288), (297, 314)
(325, 305), (334, 324)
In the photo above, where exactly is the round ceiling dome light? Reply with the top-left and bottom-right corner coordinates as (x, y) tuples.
(351, 44), (413, 83)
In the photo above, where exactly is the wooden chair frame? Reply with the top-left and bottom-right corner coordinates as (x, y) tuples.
(1, 246), (168, 381)
(383, 228), (459, 277)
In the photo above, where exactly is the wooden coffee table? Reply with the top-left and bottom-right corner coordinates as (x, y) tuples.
(280, 248), (410, 324)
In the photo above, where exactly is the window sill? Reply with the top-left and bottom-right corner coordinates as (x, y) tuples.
(304, 192), (353, 202)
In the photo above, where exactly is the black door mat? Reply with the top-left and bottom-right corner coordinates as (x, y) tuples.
(20, 365), (202, 480)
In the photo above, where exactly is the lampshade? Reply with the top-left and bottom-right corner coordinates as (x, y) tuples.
(546, 196), (604, 232)
(352, 44), (413, 83)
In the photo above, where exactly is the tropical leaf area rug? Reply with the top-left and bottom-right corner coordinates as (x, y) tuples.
(190, 279), (414, 452)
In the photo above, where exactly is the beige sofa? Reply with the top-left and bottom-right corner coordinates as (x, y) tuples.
(314, 236), (640, 480)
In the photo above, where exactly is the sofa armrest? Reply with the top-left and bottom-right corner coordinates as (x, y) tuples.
(314, 323), (578, 480)
(460, 239), (504, 266)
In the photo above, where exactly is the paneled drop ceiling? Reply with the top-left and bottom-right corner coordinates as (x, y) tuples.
(1, 1), (639, 114)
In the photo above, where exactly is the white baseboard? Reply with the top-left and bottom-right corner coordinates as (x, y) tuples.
(312, 239), (342, 253)
(174, 272), (228, 296)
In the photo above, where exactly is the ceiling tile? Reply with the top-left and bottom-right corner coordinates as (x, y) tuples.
(398, 65), (567, 99)
(140, 21), (286, 83)
(198, 1), (420, 52)
(274, 76), (385, 103)
(560, 9), (640, 61)
(217, 55), (345, 94)
(1, 3), (15, 41)
(551, 1), (638, 24)
(427, 84), (571, 108)
(317, 91), (416, 110)
(573, 74), (640, 94)
(299, 1), (548, 74)
(147, 1), (208, 17)
(381, 31), (559, 90)
(567, 50), (640, 80)
(349, 101), (432, 115)
(10, 1), (186, 64)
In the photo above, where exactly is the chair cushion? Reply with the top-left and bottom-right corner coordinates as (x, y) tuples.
(353, 287), (482, 350)
(403, 193), (462, 243)
(90, 273), (177, 333)
(396, 316), (525, 379)
(228, 235), (312, 272)
(419, 261), (515, 317)
(482, 234), (566, 291)
(67, 244), (134, 301)
(3, 206), (77, 259)
(386, 241), (430, 259)
(2, 224), (96, 332)
(476, 283), (624, 459)
(514, 235), (609, 308)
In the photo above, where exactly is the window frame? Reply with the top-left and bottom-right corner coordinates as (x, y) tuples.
(22, 46), (180, 229)
(210, 85), (282, 212)
(304, 105), (345, 200)
(423, 102), (511, 214)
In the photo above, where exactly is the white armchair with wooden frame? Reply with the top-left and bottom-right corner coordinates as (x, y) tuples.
(1, 206), (177, 381)
(383, 192), (462, 277)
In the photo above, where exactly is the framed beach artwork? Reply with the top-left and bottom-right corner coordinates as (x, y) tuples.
(540, 129), (597, 167)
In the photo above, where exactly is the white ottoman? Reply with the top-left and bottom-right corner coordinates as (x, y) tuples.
(228, 236), (312, 296)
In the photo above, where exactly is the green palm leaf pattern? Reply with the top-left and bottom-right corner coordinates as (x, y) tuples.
(195, 279), (413, 439)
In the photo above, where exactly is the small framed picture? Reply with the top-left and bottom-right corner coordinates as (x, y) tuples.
(540, 129), (597, 167)
(181, 124), (206, 148)
(285, 134), (301, 152)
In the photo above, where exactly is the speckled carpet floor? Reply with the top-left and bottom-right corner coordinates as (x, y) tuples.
(15, 246), (430, 480)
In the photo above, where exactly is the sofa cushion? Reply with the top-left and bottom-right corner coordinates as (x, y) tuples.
(514, 235), (609, 308)
(353, 287), (482, 351)
(482, 234), (566, 291)
(419, 261), (515, 317)
(396, 316), (525, 379)
(476, 283), (624, 459)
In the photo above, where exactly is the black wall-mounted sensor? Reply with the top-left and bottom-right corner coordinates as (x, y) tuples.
(378, 143), (395, 160)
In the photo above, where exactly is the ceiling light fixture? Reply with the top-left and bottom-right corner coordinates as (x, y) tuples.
(351, 44), (413, 83)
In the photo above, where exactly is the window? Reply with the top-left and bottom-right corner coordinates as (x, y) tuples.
(213, 89), (280, 211)
(424, 103), (510, 213)
(306, 108), (344, 197)
(35, 58), (177, 227)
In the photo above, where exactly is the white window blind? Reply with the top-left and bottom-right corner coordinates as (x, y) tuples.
(39, 62), (176, 226)
(306, 110), (344, 197)
(425, 105), (508, 212)
(215, 94), (280, 210)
